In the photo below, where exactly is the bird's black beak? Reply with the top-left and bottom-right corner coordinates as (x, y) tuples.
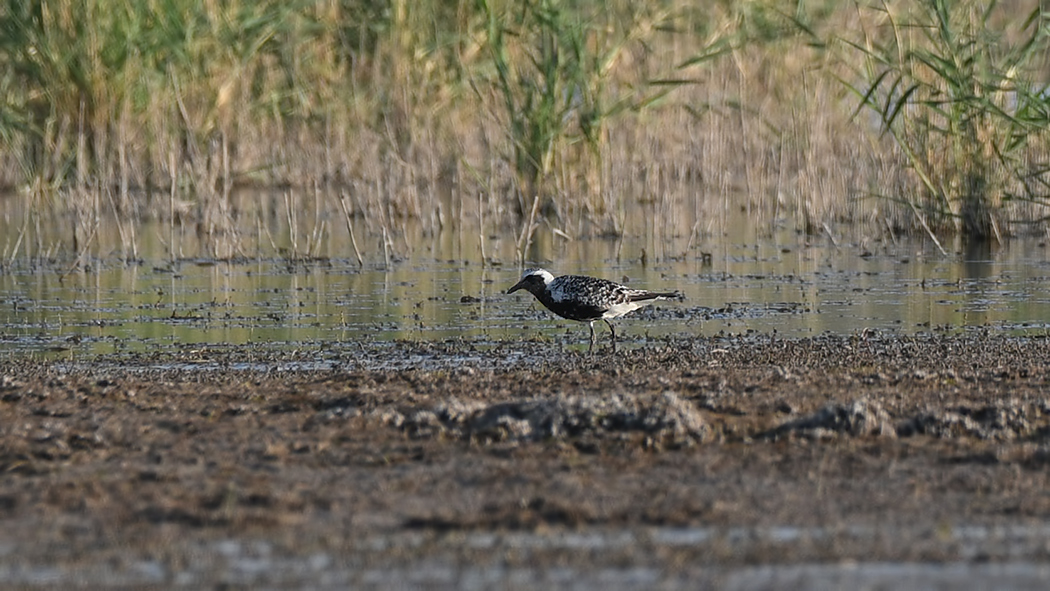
(506, 279), (526, 294)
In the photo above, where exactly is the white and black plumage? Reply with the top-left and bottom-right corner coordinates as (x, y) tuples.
(507, 268), (683, 352)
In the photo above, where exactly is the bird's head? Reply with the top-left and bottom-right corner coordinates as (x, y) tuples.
(507, 268), (554, 296)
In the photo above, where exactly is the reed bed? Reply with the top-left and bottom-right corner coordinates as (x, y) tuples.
(1, 0), (1048, 264)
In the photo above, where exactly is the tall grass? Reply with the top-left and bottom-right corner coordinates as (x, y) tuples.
(838, 0), (1050, 241)
(1, 0), (1049, 265)
(475, 0), (692, 210)
(472, 0), (721, 264)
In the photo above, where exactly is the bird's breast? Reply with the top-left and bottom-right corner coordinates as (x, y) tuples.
(540, 299), (606, 322)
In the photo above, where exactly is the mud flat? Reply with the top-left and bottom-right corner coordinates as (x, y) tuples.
(3, 332), (1050, 589)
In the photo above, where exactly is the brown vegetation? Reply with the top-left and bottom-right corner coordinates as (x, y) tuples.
(2, 1), (1050, 264)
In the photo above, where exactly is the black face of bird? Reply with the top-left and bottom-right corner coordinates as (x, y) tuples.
(506, 273), (546, 295)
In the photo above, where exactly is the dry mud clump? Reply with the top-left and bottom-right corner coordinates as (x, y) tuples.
(380, 391), (709, 447)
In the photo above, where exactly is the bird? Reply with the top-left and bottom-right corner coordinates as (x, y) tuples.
(507, 268), (683, 352)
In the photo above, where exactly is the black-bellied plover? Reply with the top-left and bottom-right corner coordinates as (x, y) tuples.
(507, 268), (683, 352)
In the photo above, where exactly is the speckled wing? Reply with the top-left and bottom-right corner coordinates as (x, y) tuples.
(547, 275), (618, 303)
(539, 274), (682, 322)
(544, 275), (625, 321)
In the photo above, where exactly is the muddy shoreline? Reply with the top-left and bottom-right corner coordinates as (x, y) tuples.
(3, 333), (1050, 588)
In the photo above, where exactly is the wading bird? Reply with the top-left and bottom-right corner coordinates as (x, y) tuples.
(507, 268), (683, 352)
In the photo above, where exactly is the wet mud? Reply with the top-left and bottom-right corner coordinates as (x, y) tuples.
(3, 332), (1050, 588)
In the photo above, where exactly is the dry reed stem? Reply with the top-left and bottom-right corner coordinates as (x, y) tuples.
(338, 194), (364, 267)
(516, 192), (542, 268)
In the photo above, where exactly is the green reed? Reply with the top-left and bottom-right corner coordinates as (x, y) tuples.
(2, 0), (1050, 265)
(838, 0), (1050, 241)
(475, 0), (688, 214)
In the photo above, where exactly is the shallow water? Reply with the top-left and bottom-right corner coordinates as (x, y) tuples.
(3, 207), (1050, 357)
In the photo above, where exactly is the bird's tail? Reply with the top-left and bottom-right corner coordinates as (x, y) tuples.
(629, 290), (684, 302)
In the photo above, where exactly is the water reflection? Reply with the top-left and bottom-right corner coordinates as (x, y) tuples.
(3, 207), (1050, 356)
(961, 240), (996, 280)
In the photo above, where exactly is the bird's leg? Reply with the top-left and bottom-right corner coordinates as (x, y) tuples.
(588, 321), (596, 353)
(604, 319), (616, 353)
